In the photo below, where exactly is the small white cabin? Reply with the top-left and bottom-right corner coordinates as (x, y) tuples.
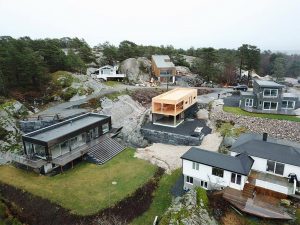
(93, 65), (126, 81)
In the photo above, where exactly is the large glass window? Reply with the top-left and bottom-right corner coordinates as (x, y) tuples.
(186, 176), (193, 184)
(231, 173), (242, 185)
(102, 123), (109, 134)
(263, 101), (277, 110)
(60, 140), (70, 155)
(282, 101), (295, 109)
(245, 98), (253, 107)
(263, 89), (278, 97)
(267, 160), (285, 176)
(212, 167), (224, 178)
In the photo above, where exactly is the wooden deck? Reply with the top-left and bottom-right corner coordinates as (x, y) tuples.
(223, 187), (292, 220)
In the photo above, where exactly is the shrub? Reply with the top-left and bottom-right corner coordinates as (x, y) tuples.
(51, 71), (78, 88)
(196, 187), (208, 208)
(61, 87), (77, 101)
(0, 201), (6, 218)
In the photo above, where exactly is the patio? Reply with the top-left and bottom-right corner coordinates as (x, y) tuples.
(222, 187), (292, 220)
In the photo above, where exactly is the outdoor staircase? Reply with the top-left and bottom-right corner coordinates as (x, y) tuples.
(86, 137), (125, 164)
(242, 183), (255, 198)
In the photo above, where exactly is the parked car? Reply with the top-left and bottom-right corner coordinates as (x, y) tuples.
(233, 85), (248, 91)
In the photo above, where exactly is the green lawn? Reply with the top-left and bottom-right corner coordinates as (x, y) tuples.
(105, 81), (121, 87)
(223, 106), (300, 122)
(131, 169), (181, 225)
(0, 148), (157, 216)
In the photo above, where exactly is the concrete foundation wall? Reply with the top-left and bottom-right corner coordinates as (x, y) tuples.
(141, 128), (202, 146)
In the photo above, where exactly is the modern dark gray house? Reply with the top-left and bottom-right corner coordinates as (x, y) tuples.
(239, 80), (299, 114)
(14, 113), (124, 174)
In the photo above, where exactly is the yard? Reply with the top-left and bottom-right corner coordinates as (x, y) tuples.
(0, 148), (157, 216)
(131, 169), (181, 225)
(223, 106), (300, 122)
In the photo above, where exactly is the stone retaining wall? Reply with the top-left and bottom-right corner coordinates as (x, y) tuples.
(211, 108), (300, 143)
(141, 128), (202, 146)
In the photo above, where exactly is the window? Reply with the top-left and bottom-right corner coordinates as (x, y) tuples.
(231, 173), (242, 185)
(212, 167), (224, 178)
(200, 180), (208, 189)
(263, 101), (277, 110)
(267, 160), (285, 176)
(186, 176), (193, 184)
(263, 89), (278, 97)
(192, 162), (199, 170)
(245, 98), (253, 107)
(102, 123), (109, 133)
(282, 101), (295, 109)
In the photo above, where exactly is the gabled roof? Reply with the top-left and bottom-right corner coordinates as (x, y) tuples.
(152, 55), (175, 68)
(181, 147), (254, 175)
(254, 79), (284, 88)
(231, 133), (300, 167)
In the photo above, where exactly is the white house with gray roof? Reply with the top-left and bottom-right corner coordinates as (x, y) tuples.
(181, 148), (254, 191)
(182, 133), (300, 196)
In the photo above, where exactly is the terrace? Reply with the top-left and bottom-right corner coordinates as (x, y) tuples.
(222, 187), (292, 220)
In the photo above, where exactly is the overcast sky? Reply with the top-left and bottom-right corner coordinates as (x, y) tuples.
(0, 0), (300, 51)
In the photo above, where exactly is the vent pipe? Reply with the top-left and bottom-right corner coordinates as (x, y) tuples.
(263, 133), (268, 141)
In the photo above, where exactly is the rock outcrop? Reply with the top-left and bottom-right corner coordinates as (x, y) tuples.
(162, 189), (217, 225)
(119, 57), (151, 83)
(99, 95), (149, 147)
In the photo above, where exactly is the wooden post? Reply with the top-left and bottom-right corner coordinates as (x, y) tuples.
(72, 161), (74, 169)
(60, 166), (63, 173)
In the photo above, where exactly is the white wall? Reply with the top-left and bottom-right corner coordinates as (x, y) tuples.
(231, 151), (300, 179)
(182, 159), (246, 191)
(255, 179), (290, 195)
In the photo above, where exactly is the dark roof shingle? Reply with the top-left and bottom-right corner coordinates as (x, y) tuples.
(231, 133), (300, 167)
(181, 147), (253, 175)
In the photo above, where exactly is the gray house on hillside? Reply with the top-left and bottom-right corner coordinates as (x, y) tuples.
(239, 80), (299, 115)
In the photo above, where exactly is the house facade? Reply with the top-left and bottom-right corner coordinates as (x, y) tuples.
(182, 148), (253, 191)
(93, 65), (126, 81)
(239, 80), (299, 114)
(15, 113), (114, 173)
(152, 88), (197, 127)
(182, 133), (300, 196)
(151, 55), (176, 83)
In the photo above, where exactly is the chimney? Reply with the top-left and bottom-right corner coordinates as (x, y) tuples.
(263, 133), (268, 142)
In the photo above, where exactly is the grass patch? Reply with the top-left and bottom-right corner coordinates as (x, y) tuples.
(0, 148), (157, 216)
(105, 81), (121, 87)
(51, 71), (79, 88)
(216, 121), (247, 137)
(223, 106), (300, 122)
(130, 169), (181, 225)
(104, 89), (131, 101)
(196, 187), (209, 208)
(296, 208), (300, 225)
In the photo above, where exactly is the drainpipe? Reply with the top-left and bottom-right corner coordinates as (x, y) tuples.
(293, 179), (297, 195)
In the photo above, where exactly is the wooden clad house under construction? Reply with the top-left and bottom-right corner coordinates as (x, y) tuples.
(152, 88), (197, 127)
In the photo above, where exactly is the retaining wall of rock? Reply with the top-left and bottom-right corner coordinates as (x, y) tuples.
(141, 128), (202, 146)
(211, 108), (300, 143)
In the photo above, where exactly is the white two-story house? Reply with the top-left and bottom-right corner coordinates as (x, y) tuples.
(182, 133), (300, 196)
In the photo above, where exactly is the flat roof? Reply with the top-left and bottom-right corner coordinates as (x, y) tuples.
(24, 113), (108, 143)
(153, 88), (196, 102)
(181, 147), (253, 175)
(254, 79), (284, 88)
(152, 55), (175, 68)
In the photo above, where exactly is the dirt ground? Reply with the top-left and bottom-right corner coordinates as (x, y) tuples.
(200, 132), (223, 151)
(135, 133), (222, 174)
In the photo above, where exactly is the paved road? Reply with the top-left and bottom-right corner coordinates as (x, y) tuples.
(35, 84), (231, 118)
(197, 88), (231, 104)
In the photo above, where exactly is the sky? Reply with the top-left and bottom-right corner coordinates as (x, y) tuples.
(0, 0), (300, 51)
